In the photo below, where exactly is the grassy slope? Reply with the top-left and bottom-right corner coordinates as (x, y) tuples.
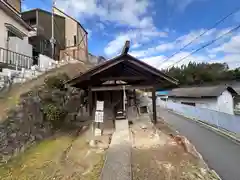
(0, 62), (90, 122)
(0, 132), (105, 180)
(0, 63), (106, 180)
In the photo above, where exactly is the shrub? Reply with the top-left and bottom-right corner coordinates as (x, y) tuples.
(44, 73), (69, 90)
(43, 104), (67, 128)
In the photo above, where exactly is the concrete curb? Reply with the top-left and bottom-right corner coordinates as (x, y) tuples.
(167, 110), (240, 146)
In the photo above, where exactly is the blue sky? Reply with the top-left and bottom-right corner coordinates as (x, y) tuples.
(23, 0), (240, 69)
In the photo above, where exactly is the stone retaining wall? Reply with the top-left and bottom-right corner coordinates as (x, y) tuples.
(0, 87), (87, 164)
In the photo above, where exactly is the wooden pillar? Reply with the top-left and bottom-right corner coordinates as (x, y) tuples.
(133, 89), (136, 106)
(94, 92), (97, 107)
(152, 87), (157, 124)
(88, 87), (93, 117)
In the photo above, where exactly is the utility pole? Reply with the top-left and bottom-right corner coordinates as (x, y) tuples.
(51, 0), (56, 59)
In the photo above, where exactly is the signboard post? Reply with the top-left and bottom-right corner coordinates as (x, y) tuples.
(94, 101), (104, 136)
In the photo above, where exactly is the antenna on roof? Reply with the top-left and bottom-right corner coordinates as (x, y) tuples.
(121, 40), (130, 55)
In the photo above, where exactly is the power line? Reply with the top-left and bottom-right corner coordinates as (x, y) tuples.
(157, 6), (240, 68)
(165, 24), (240, 69)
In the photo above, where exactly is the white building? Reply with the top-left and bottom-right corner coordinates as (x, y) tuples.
(0, 0), (33, 69)
(165, 86), (238, 115)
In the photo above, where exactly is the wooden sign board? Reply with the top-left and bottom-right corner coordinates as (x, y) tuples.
(94, 128), (102, 136)
(96, 101), (104, 111)
(95, 111), (104, 123)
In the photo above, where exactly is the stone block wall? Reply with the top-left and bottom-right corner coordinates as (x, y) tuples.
(0, 95), (52, 164)
(0, 87), (87, 164)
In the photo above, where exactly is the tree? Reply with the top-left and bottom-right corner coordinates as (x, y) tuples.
(164, 62), (240, 86)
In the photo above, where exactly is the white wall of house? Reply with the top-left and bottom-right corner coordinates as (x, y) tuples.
(167, 90), (234, 115)
(0, 8), (29, 50)
(8, 37), (32, 57)
(217, 90), (234, 115)
(167, 97), (218, 111)
(38, 54), (57, 71)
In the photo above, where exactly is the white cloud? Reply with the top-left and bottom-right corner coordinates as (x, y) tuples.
(56, 0), (154, 28)
(132, 43), (142, 49)
(103, 27), (240, 70)
(104, 28), (168, 56)
(137, 28), (240, 70)
(104, 34), (130, 56)
(141, 49), (240, 71)
(105, 27), (229, 64)
(129, 42), (176, 58)
(141, 52), (208, 70)
(209, 54), (240, 69)
(130, 50), (149, 58)
(155, 43), (175, 51)
(141, 55), (166, 67)
(208, 54), (217, 59)
(176, 29), (211, 47)
(127, 28), (218, 59)
(210, 35), (240, 54)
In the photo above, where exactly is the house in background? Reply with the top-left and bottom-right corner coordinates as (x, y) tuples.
(166, 86), (238, 115)
(3, 0), (21, 13)
(22, 9), (66, 63)
(53, 7), (88, 63)
(88, 53), (106, 65)
(0, 0), (34, 69)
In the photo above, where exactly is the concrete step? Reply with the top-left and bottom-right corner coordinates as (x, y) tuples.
(101, 119), (131, 180)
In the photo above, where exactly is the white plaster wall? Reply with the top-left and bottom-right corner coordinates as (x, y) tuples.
(0, 8), (29, 49)
(168, 92), (234, 115)
(168, 97), (218, 111)
(38, 54), (57, 71)
(8, 37), (32, 57)
(217, 90), (234, 115)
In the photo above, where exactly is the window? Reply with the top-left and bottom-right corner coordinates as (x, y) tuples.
(8, 31), (17, 37)
(181, 102), (196, 106)
(74, 35), (77, 46)
(5, 23), (25, 40)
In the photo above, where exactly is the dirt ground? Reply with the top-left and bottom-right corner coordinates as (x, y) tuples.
(131, 119), (220, 180)
(0, 127), (110, 180)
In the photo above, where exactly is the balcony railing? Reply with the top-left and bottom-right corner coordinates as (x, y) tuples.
(0, 47), (33, 69)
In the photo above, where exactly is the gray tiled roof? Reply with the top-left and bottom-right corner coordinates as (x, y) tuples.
(168, 85), (238, 98)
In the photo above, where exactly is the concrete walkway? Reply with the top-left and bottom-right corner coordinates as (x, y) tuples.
(101, 120), (131, 180)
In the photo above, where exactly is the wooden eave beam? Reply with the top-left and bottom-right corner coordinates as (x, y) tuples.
(91, 84), (154, 91)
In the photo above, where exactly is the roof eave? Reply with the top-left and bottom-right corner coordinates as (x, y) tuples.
(0, 2), (33, 31)
(66, 53), (178, 88)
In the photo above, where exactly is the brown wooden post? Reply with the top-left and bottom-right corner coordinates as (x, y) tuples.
(94, 91), (97, 109)
(133, 89), (136, 106)
(88, 87), (93, 117)
(152, 87), (157, 124)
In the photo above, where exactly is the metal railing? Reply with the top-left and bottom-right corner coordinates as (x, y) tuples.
(0, 47), (33, 69)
